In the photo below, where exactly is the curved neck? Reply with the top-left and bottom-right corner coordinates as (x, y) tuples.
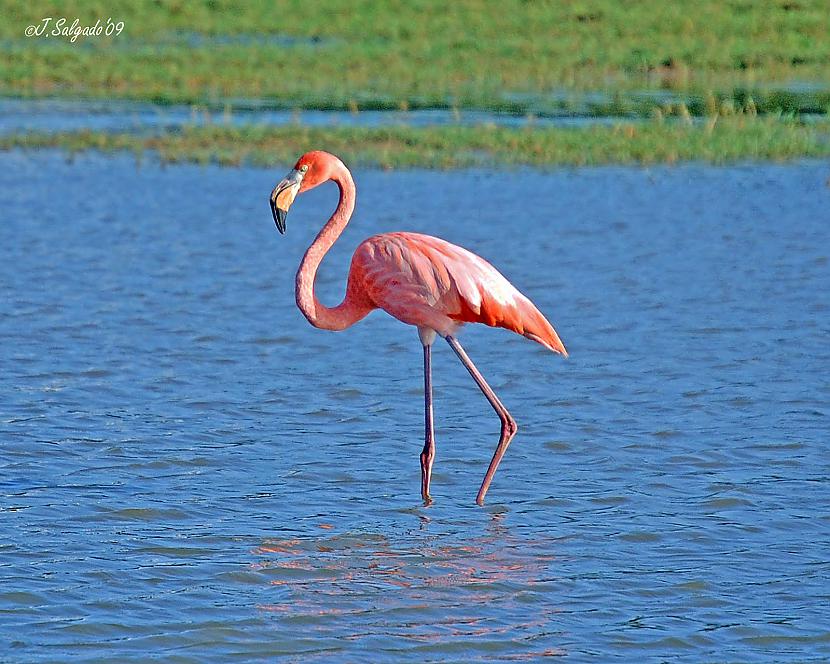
(295, 164), (370, 330)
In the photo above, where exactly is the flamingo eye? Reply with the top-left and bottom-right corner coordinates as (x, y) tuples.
(300, 165), (309, 173)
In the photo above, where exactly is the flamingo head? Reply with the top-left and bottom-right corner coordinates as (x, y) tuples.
(269, 151), (344, 234)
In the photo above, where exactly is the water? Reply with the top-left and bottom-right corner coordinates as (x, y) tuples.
(1, 151), (829, 662)
(0, 98), (632, 136)
(2, 91), (826, 137)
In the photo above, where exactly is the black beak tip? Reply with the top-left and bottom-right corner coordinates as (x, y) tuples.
(275, 208), (287, 234)
(271, 199), (287, 234)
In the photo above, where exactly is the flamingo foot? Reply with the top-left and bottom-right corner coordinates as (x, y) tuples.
(420, 449), (434, 505)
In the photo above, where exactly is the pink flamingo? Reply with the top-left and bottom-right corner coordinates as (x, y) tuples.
(270, 151), (567, 505)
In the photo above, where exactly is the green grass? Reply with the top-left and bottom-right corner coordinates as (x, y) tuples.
(2, 0), (829, 113)
(3, 116), (827, 168)
(5, 2), (827, 165)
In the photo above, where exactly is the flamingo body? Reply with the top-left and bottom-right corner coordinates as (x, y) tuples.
(270, 150), (567, 505)
(350, 232), (567, 355)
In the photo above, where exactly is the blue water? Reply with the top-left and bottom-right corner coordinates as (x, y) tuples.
(1, 151), (829, 662)
(3, 98), (826, 138)
(0, 98), (628, 136)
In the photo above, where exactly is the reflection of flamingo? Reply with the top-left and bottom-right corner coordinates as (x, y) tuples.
(270, 151), (567, 505)
(253, 518), (563, 653)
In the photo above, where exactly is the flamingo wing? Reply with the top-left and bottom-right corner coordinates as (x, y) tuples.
(350, 232), (567, 355)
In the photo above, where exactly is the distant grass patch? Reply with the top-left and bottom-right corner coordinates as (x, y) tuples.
(3, 116), (827, 168)
(1, 0), (829, 114)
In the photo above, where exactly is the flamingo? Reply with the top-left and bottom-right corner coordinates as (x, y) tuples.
(270, 151), (567, 505)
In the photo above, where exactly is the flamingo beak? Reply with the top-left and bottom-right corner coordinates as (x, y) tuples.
(270, 169), (304, 234)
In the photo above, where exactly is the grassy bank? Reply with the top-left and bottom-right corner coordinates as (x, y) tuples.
(3, 116), (827, 168)
(2, 1), (829, 114)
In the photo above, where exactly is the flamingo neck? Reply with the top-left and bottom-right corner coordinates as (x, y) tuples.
(295, 164), (370, 331)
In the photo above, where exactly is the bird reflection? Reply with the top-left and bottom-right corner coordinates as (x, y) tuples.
(252, 512), (564, 655)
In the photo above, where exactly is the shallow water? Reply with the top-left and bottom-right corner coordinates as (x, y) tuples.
(0, 98), (629, 135)
(1, 152), (829, 662)
(2, 88), (828, 137)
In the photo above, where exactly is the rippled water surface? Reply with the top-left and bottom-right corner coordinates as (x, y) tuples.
(2, 152), (829, 662)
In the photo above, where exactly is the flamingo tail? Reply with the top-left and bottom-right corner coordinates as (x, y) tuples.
(514, 298), (568, 356)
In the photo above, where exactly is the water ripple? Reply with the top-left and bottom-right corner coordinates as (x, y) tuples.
(0, 153), (828, 661)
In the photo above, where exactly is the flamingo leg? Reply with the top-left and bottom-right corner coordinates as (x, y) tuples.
(446, 335), (518, 505)
(420, 343), (435, 504)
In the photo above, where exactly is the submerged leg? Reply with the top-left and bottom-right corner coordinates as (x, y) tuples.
(446, 335), (518, 505)
(420, 342), (436, 504)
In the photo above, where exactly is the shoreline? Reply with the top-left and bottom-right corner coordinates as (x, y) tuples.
(3, 117), (828, 168)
